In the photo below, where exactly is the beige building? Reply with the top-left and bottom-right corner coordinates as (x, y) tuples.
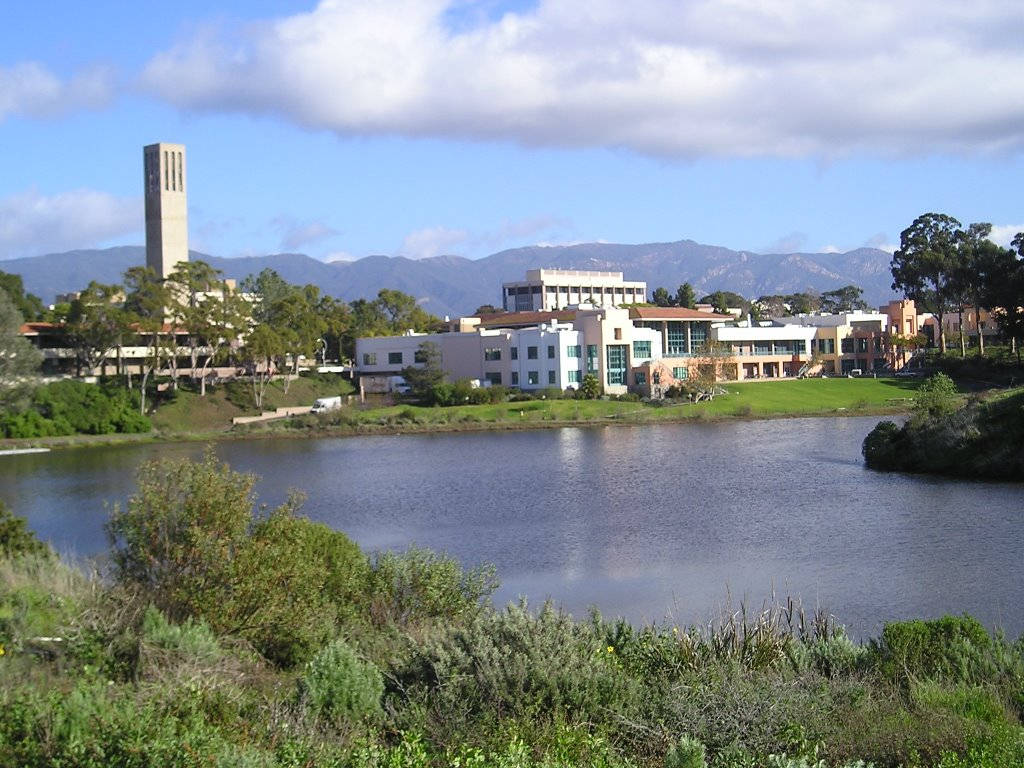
(501, 269), (647, 312)
(144, 142), (188, 279)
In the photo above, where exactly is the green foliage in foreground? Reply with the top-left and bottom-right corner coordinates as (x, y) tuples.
(863, 385), (1024, 480)
(1, 378), (150, 438)
(2, 454), (1024, 767)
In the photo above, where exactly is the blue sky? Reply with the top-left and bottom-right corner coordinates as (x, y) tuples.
(1, 0), (1022, 263)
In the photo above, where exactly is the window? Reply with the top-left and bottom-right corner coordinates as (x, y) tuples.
(672, 366), (688, 380)
(484, 347), (502, 361)
(511, 371), (519, 385)
(547, 345), (555, 358)
(817, 338), (834, 354)
(841, 338), (854, 353)
(667, 321), (686, 355)
(362, 352), (377, 366)
(754, 342), (770, 355)
(653, 372), (660, 384)
(567, 370), (581, 383)
(485, 372), (502, 385)
(614, 327), (623, 340)
(633, 340), (651, 359)
(510, 347), (518, 360)
(635, 371), (647, 385)
(548, 370), (556, 384)
(586, 344), (599, 373)
(773, 341), (793, 355)
(690, 323), (707, 351)
(527, 346), (538, 359)
(605, 344), (627, 385)
(528, 371), (539, 385)
(856, 338), (869, 353)
(567, 345), (581, 358)
(387, 352), (403, 365)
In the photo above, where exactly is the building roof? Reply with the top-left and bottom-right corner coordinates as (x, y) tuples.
(474, 310), (577, 328)
(18, 322), (59, 335)
(629, 307), (734, 321)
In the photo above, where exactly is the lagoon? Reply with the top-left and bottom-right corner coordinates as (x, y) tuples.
(2, 416), (1021, 638)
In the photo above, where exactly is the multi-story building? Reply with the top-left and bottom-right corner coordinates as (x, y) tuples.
(501, 269), (647, 312)
(774, 311), (891, 374)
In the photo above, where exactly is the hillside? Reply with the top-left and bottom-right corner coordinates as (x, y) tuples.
(3, 240), (894, 318)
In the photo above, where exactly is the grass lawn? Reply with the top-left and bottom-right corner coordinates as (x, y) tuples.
(250, 376), (927, 437)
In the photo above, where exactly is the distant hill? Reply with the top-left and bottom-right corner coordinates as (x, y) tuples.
(2, 240), (896, 318)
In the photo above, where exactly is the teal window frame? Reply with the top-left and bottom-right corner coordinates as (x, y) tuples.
(633, 340), (651, 359)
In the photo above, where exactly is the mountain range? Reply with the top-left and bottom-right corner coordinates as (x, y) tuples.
(2, 240), (896, 318)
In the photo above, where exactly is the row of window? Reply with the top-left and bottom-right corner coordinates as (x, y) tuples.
(483, 344), (578, 362)
(485, 369), (583, 387)
(362, 350), (427, 366)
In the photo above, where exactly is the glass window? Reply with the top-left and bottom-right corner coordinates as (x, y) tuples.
(690, 323), (707, 351)
(667, 321), (686, 355)
(614, 328), (623, 340)
(605, 344), (627, 385)
(567, 370), (581, 383)
(363, 352), (376, 365)
(484, 347), (501, 361)
(548, 370), (556, 384)
(841, 338), (854, 353)
(485, 372), (502, 385)
(754, 342), (770, 355)
(510, 347), (518, 360)
(633, 340), (651, 359)
(528, 371), (539, 385)
(547, 345), (555, 358)
(635, 371), (647, 385)
(388, 352), (403, 365)
(672, 366), (688, 380)
(527, 346), (538, 359)
(586, 344), (598, 373)
(856, 338), (869, 353)
(567, 345), (581, 358)
(511, 371), (519, 385)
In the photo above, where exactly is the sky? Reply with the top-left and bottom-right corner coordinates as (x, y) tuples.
(1, 0), (1022, 264)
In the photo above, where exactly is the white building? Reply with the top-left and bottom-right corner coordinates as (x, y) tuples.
(501, 269), (647, 312)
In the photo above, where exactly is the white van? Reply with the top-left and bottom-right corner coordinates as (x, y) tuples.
(310, 396), (342, 414)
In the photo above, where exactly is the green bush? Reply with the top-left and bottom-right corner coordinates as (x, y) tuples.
(665, 735), (707, 768)
(861, 420), (903, 470)
(0, 379), (149, 437)
(366, 546), (496, 628)
(299, 638), (383, 724)
(141, 605), (222, 663)
(913, 373), (959, 419)
(872, 615), (993, 685)
(0, 502), (50, 559)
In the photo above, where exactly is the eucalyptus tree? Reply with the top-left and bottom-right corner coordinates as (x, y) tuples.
(66, 281), (128, 377)
(890, 213), (962, 354)
(123, 266), (170, 414)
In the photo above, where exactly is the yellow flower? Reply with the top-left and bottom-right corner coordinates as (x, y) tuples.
(0, 644), (5, 657)
(672, 627), (678, 635)
(606, 645), (614, 653)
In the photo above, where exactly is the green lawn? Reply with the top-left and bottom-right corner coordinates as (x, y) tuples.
(253, 376), (927, 436)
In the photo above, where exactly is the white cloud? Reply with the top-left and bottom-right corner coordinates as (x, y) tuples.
(0, 62), (115, 121)
(274, 218), (339, 251)
(140, 0), (1024, 157)
(988, 224), (1023, 248)
(0, 188), (140, 259)
(761, 232), (807, 253)
(821, 244), (841, 253)
(399, 225), (470, 259)
(323, 250), (357, 262)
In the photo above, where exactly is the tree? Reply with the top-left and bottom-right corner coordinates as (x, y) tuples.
(166, 260), (228, 385)
(651, 287), (673, 307)
(243, 323), (284, 409)
(700, 290), (746, 315)
(123, 266), (170, 414)
(675, 283), (696, 309)
(984, 233), (1024, 361)
(820, 285), (869, 314)
(0, 271), (45, 322)
(953, 223), (1005, 358)
(891, 213), (962, 354)
(473, 304), (502, 315)
(66, 281), (128, 377)
(578, 373), (601, 399)
(401, 341), (445, 403)
(0, 291), (42, 411)
(913, 373), (959, 420)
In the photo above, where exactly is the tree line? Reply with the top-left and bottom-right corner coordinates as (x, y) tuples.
(647, 281), (871, 318)
(890, 213), (1024, 357)
(0, 262), (440, 413)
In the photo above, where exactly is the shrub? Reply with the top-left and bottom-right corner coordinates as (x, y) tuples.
(871, 615), (993, 685)
(299, 638), (384, 723)
(913, 373), (959, 419)
(665, 735), (707, 768)
(0, 502), (50, 559)
(366, 546), (497, 628)
(579, 374), (601, 399)
(861, 420), (903, 470)
(141, 604), (222, 663)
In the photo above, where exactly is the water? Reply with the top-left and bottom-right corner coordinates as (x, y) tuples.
(2, 417), (1021, 638)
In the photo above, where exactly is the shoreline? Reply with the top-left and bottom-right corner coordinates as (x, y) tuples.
(0, 401), (909, 452)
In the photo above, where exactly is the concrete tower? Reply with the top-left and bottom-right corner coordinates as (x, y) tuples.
(143, 142), (188, 279)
